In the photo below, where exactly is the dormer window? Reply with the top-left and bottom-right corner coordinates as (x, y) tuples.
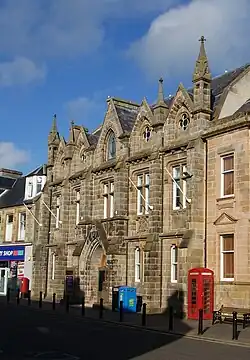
(106, 131), (116, 160)
(27, 179), (33, 198)
(37, 177), (43, 193)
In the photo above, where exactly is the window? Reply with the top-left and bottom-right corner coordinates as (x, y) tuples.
(106, 131), (116, 160)
(51, 251), (56, 280)
(135, 247), (141, 282)
(220, 234), (234, 281)
(27, 179), (33, 198)
(221, 155), (234, 197)
(103, 181), (114, 218)
(36, 177), (43, 194)
(171, 245), (178, 283)
(5, 214), (13, 242)
(55, 196), (60, 229)
(76, 190), (80, 225)
(172, 164), (187, 210)
(137, 173), (150, 215)
(143, 127), (151, 142)
(18, 212), (26, 241)
(179, 113), (190, 130)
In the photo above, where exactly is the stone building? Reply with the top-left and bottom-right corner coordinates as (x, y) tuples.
(0, 166), (46, 293)
(31, 37), (250, 314)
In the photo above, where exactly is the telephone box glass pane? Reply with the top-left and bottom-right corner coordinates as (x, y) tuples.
(203, 279), (210, 314)
(191, 279), (197, 313)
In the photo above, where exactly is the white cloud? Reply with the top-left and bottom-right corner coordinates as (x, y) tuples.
(0, 57), (46, 86)
(0, 142), (30, 169)
(0, 0), (177, 61)
(128, 0), (250, 79)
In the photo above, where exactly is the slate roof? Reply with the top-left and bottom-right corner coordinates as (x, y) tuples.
(26, 165), (45, 177)
(0, 176), (25, 209)
(164, 63), (250, 111)
(88, 63), (250, 144)
(115, 105), (139, 133)
(0, 177), (16, 190)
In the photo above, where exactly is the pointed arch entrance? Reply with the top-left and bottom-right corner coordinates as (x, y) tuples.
(79, 223), (109, 305)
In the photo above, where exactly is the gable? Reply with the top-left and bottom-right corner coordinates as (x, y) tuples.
(218, 67), (250, 119)
(213, 212), (238, 226)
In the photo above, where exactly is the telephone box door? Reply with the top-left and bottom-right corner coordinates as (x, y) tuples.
(201, 271), (214, 320)
(188, 270), (200, 319)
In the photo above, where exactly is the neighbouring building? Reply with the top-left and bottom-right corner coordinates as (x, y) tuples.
(31, 37), (250, 314)
(0, 166), (46, 295)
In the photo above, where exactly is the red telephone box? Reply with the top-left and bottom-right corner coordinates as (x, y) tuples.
(188, 267), (214, 320)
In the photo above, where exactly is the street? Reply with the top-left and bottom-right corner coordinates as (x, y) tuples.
(1, 303), (250, 359)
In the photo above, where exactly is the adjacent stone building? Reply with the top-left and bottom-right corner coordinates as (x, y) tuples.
(31, 37), (250, 314)
(0, 166), (46, 293)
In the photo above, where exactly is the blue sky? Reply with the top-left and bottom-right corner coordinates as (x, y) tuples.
(0, 0), (250, 174)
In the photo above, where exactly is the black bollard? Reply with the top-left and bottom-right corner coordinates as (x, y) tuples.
(119, 300), (124, 322)
(81, 295), (85, 317)
(142, 303), (147, 326)
(39, 291), (42, 308)
(198, 309), (203, 335)
(52, 293), (56, 310)
(99, 298), (104, 319)
(66, 295), (69, 313)
(27, 290), (31, 306)
(6, 288), (10, 303)
(16, 288), (20, 305)
(168, 306), (174, 331)
(232, 311), (238, 340)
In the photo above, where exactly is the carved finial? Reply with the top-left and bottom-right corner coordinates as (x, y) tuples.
(199, 36), (206, 44)
(157, 77), (164, 103)
(193, 35), (211, 82)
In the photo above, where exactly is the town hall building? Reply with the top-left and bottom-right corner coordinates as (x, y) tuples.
(30, 37), (250, 315)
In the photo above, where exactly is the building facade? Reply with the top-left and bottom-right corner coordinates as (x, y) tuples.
(0, 166), (46, 294)
(32, 38), (250, 314)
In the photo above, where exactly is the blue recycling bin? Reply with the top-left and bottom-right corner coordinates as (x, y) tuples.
(118, 286), (137, 313)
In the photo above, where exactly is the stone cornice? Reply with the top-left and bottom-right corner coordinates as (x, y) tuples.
(201, 114), (249, 139)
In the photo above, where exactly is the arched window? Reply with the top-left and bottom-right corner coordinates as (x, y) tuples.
(106, 131), (116, 160)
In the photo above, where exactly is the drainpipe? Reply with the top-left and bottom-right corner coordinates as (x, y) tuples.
(44, 176), (53, 298)
(204, 140), (208, 268)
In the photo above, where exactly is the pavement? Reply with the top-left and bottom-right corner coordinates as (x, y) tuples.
(1, 297), (250, 359)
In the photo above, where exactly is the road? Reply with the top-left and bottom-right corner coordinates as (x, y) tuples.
(1, 303), (250, 359)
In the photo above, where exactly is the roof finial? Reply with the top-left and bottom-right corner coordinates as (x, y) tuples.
(51, 113), (57, 133)
(199, 35), (206, 44)
(193, 35), (211, 82)
(157, 77), (164, 104)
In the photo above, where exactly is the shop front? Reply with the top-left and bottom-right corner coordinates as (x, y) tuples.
(0, 244), (32, 295)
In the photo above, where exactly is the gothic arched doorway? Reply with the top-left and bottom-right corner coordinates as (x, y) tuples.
(79, 227), (109, 305)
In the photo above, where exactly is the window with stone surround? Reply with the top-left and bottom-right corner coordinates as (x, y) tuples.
(50, 250), (56, 280)
(172, 164), (187, 210)
(135, 247), (144, 283)
(137, 173), (150, 215)
(170, 245), (178, 283)
(76, 190), (80, 225)
(55, 196), (61, 229)
(5, 214), (13, 242)
(18, 212), (26, 241)
(106, 131), (116, 160)
(221, 154), (234, 197)
(103, 181), (114, 219)
(220, 234), (234, 281)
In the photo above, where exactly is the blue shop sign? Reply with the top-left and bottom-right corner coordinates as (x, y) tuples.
(0, 246), (25, 261)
